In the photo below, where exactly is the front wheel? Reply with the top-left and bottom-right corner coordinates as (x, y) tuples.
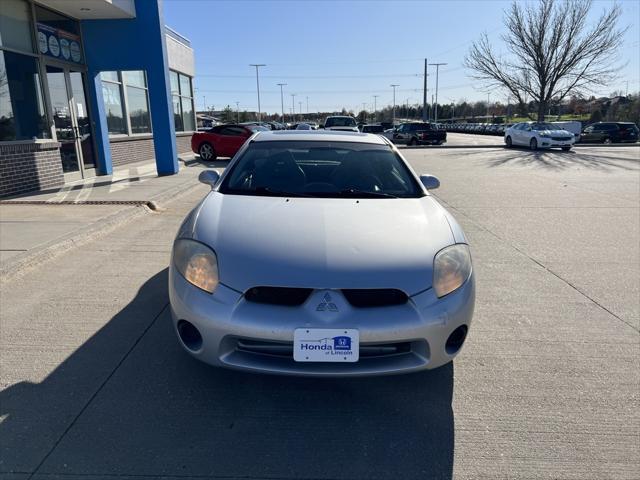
(505, 136), (513, 148)
(561, 146), (571, 151)
(409, 137), (418, 146)
(529, 138), (538, 151)
(198, 142), (216, 161)
(603, 137), (612, 144)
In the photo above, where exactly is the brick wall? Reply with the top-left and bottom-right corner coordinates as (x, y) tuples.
(176, 133), (193, 154)
(0, 142), (64, 197)
(109, 133), (193, 167)
(109, 136), (155, 167)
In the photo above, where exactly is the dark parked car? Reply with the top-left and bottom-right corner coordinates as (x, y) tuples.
(388, 122), (447, 145)
(361, 124), (385, 134)
(579, 122), (639, 144)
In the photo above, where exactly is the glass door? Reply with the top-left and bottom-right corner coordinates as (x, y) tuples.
(45, 65), (96, 179)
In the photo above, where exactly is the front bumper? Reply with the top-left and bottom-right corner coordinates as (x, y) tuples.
(539, 137), (574, 148)
(169, 267), (475, 376)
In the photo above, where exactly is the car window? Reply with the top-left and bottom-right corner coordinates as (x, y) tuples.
(246, 125), (268, 132)
(220, 141), (423, 198)
(325, 117), (357, 127)
(220, 127), (247, 136)
(531, 123), (555, 130)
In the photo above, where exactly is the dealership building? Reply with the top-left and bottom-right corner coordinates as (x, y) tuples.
(0, 0), (195, 197)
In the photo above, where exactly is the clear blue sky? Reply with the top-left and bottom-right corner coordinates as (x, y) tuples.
(163, 0), (640, 114)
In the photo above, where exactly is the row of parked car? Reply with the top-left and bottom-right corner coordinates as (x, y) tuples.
(443, 121), (639, 143)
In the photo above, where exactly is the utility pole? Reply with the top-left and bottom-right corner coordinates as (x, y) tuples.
(249, 64), (266, 121)
(291, 93), (296, 121)
(235, 101), (240, 123)
(373, 95), (378, 122)
(423, 58), (428, 121)
(277, 83), (287, 123)
(299, 101), (303, 120)
(428, 62), (446, 123)
(390, 84), (399, 125)
(306, 96), (309, 114)
(203, 95), (207, 112)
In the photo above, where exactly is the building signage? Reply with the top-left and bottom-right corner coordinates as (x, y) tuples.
(36, 23), (83, 64)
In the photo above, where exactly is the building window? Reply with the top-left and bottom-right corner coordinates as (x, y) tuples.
(100, 70), (152, 136)
(126, 81), (151, 134)
(170, 70), (195, 132)
(100, 72), (126, 134)
(0, 50), (49, 141)
(0, 0), (34, 53)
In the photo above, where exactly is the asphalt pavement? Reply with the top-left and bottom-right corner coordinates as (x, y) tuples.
(1, 144), (638, 479)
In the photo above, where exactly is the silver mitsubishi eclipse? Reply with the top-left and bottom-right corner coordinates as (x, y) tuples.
(169, 131), (475, 376)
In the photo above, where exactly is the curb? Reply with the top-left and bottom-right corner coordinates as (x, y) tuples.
(0, 170), (201, 284)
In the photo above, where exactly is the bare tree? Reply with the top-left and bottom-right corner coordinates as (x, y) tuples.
(465, 0), (625, 121)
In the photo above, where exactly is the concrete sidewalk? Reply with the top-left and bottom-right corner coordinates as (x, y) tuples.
(0, 154), (224, 281)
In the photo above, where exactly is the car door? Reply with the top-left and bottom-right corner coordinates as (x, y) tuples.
(393, 124), (408, 144)
(218, 126), (250, 157)
(510, 124), (523, 145)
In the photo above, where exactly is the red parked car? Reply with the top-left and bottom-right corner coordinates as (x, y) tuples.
(191, 124), (268, 160)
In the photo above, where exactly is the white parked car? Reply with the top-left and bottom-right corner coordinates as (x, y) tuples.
(504, 122), (575, 151)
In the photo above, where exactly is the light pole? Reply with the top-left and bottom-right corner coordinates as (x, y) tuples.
(390, 84), (399, 125)
(235, 101), (240, 122)
(306, 96), (309, 114)
(299, 101), (303, 120)
(428, 62), (447, 123)
(486, 92), (490, 119)
(277, 83), (287, 123)
(373, 95), (378, 122)
(423, 58), (428, 121)
(291, 93), (296, 121)
(250, 63), (266, 121)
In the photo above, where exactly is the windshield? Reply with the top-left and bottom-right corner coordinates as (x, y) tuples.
(531, 123), (556, 131)
(325, 117), (357, 127)
(219, 141), (423, 198)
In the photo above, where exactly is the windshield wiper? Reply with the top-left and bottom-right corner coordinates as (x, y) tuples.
(337, 189), (398, 198)
(253, 187), (312, 197)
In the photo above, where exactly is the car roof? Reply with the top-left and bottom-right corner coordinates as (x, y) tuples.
(252, 130), (388, 144)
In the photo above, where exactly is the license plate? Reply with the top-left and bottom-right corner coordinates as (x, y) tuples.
(293, 328), (359, 362)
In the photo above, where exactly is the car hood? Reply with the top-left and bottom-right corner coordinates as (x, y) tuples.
(537, 129), (573, 136)
(192, 194), (454, 295)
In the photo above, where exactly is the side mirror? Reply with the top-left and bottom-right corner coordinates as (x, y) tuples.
(420, 174), (440, 190)
(198, 170), (220, 188)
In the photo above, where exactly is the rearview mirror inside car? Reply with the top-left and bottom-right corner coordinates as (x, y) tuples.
(420, 174), (440, 190)
(198, 170), (220, 188)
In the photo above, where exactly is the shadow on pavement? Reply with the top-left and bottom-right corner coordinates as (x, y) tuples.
(479, 146), (640, 171)
(0, 269), (455, 479)
(183, 156), (230, 169)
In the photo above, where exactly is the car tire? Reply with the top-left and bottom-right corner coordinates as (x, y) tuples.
(409, 138), (418, 146)
(529, 138), (538, 151)
(603, 137), (612, 144)
(199, 142), (216, 161)
(561, 146), (571, 151)
(505, 136), (513, 148)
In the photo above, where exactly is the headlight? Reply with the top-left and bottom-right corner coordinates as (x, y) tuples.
(539, 132), (550, 138)
(173, 238), (219, 293)
(433, 244), (472, 298)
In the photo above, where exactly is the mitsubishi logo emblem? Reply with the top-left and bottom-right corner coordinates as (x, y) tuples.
(316, 292), (338, 312)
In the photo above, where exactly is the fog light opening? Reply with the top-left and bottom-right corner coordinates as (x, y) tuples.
(177, 320), (203, 352)
(445, 325), (468, 355)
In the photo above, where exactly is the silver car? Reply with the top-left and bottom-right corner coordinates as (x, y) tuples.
(169, 131), (475, 376)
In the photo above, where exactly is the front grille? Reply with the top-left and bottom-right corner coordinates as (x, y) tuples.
(551, 136), (571, 141)
(244, 287), (312, 306)
(236, 339), (412, 359)
(342, 289), (408, 308)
